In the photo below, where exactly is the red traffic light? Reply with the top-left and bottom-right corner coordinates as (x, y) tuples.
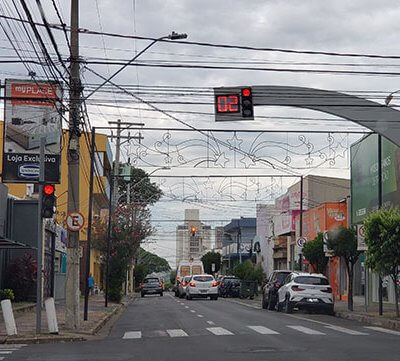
(43, 184), (55, 195)
(242, 88), (251, 97)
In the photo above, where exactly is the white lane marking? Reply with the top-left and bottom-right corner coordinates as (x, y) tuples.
(206, 327), (234, 336)
(0, 352), (12, 355)
(185, 306), (189, 309)
(207, 321), (215, 325)
(364, 326), (400, 336)
(197, 314), (204, 318)
(287, 325), (325, 335)
(0, 357), (4, 361)
(190, 310), (196, 313)
(0, 344), (26, 348)
(166, 329), (189, 337)
(247, 325), (280, 335)
(325, 325), (368, 335)
(122, 331), (142, 339)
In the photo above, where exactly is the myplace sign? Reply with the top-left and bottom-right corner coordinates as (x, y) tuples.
(2, 79), (62, 183)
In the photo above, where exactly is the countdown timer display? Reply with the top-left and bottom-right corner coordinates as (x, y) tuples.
(215, 94), (240, 113)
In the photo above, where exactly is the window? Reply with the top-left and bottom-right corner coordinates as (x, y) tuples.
(294, 276), (329, 285)
(193, 276), (214, 282)
(144, 278), (159, 284)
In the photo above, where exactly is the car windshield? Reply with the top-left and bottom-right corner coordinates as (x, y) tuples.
(275, 272), (291, 283)
(294, 276), (329, 285)
(144, 278), (159, 284)
(183, 277), (191, 282)
(193, 276), (214, 282)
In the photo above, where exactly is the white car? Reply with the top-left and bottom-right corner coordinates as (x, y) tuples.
(277, 272), (334, 314)
(186, 275), (219, 300)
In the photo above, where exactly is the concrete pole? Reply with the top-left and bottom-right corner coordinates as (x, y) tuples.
(378, 134), (383, 315)
(112, 119), (121, 207)
(36, 137), (45, 334)
(65, 0), (81, 330)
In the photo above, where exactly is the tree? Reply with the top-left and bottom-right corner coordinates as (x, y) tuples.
(363, 208), (400, 317)
(201, 252), (221, 274)
(302, 233), (328, 274)
(327, 226), (361, 311)
(93, 203), (153, 302)
(134, 248), (171, 286)
(118, 166), (163, 205)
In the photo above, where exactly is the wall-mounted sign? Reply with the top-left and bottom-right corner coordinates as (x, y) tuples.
(2, 79), (62, 183)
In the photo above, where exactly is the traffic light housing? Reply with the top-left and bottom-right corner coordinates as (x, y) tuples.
(42, 184), (56, 218)
(241, 87), (253, 118)
(191, 226), (197, 237)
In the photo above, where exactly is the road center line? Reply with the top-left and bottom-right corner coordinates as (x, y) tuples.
(197, 314), (204, 318)
(190, 310), (196, 313)
(207, 321), (215, 325)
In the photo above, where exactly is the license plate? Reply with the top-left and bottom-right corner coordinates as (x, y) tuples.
(200, 289), (208, 293)
(307, 298), (318, 302)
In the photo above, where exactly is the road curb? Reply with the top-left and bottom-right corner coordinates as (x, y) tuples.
(0, 295), (135, 344)
(335, 311), (400, 331)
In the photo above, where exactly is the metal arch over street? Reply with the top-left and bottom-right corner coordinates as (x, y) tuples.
(215, 85), (400, 146)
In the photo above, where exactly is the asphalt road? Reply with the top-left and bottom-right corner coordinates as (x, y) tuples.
(5, 293), (400, 361)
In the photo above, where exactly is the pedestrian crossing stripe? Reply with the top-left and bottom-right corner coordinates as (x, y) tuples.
(287, 325), (326, 335)
(121, 324), (395, 339)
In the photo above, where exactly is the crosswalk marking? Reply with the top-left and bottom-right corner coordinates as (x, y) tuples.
(207, 321), (215, 325)
(123, 331), (142, 339)
(364, 326), (400, 336)
(166, 329), (189, 337)
(190, 310), (196, 313)
(247, 325), (280, 335)
(325, 325), (368, 335)
(0, 351), (12, 354)
(206, 327), (234, 336)
(287, 325), (325, 335)
(197, 314), (204, 318)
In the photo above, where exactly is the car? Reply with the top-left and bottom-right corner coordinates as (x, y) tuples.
(177, 276), (192, 298)
(186, 274), (218, 300)
(262, 270), (291, 310)
(174, 260), (205, 297)
(276, 272), (334, 314)
(218, 276), (240, 298)
(141, 277), (163, 297)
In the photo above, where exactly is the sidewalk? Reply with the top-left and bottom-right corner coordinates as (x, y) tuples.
(0, 294), (133, 344)
(224, 294), (400, 331)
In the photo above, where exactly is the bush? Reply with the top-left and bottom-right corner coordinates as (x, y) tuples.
(108, 285), (123, 303)
(231, 260), (264, 285)
(0, 289), (15, 301)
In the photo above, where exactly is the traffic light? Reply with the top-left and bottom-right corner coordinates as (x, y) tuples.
(42, 184), (56, 218)
(241, 87), (253, 118)
(191, 226), (197, 237)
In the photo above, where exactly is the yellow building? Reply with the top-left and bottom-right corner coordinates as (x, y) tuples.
(0, 122), (112, 292)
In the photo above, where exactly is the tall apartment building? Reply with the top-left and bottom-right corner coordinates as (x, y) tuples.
(176, 209), (211, 265)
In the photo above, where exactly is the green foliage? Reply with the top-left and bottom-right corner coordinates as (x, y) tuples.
(327, 225), (361, 312)
(118, 166), (163, 205)
(134, 248), (171, 286)
(363, 208), (400, 316)
(302, 233), (328, 273)
(231, 260), (264, 284)
(169, 270), (177, 284)
(5, 254), (37, 301)
(327, 226), (359, 262)
(201, 251), (221, 274)
(0, 289), (15, 301)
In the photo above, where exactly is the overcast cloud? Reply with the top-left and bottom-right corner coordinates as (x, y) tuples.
(1, 0), (400, 265)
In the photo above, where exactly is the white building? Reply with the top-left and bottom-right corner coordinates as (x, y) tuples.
(176, 209), (212, 265)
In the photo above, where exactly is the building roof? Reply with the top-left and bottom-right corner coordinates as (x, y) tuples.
(224, 217), (256, 232)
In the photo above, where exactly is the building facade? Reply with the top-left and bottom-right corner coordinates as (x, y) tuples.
(175, 209), (212, 265)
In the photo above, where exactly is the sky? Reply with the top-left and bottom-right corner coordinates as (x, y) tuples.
(1, 0), (400, 266)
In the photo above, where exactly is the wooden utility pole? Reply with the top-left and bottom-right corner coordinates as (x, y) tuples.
(65, 0), (81, 330)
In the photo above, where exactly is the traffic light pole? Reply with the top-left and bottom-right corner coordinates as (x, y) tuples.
(36, 137), (45, 334)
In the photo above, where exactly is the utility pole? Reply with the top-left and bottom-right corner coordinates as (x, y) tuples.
(299, 176), (304, 271)
(378, 134), (383, 316)
(65, 0), (81, 330)
(112, 119), (122, 206)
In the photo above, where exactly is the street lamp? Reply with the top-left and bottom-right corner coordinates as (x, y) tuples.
(84, 32), (188, 101)
(385, 90), (400, 106)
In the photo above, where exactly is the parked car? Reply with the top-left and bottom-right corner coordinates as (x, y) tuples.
(276, 272), (334, 314)
(141, 277), (163, 297)
(177, 276), (192, 298)
(262, 270), (291, 310)
(186, 275), (218, 300)
(218, 276), (240, 298)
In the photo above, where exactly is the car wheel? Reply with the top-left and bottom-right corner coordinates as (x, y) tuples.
(179, 293), (183, 299)
(285, 296), (293, 314)
(326, 306), (334, 316)
(267, 295), (276, 311)
(160, 292), (163, 297)
(277, 300), (283, 312)
(186, 294), (192, 300)
(141, 293), (144, 298)
(211, 295), (218, 301)
(174, 291), (179, 297)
